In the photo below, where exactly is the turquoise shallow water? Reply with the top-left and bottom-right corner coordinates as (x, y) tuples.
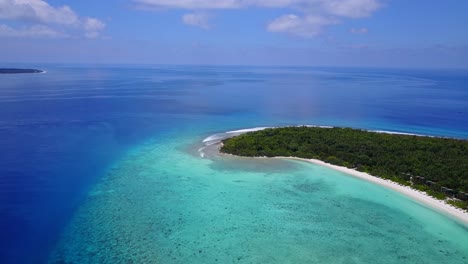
(49, 131), (468, 264)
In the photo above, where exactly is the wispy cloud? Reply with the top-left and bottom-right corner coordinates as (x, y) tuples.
(0, 24), (65, 38)
(83, 18), (106, 38)
(322, 0), (381, 18)
(134, 0), (241, 9)
(350, 27), (369, 34)
(267, 15), (338, 38)
(0, 0), (106, 38)
(134, 0), (382, 37)
(182, 12), (211, 29)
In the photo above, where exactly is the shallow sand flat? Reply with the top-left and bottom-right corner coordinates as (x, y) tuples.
(281, 157), (468, 226)
(49, 134), (468, 264)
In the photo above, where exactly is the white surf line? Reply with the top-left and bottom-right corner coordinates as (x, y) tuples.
(304, 125), (334, 129)
(198, 146), (206, 158)
(225, 127), (273, 134)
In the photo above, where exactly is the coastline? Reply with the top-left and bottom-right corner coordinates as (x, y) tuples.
(0, 68), (44, 74)
(205, 126), (468, 226)
(278, 156), (468, 226)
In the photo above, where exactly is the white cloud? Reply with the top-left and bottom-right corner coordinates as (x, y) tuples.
(0, 0), (105, 38)
(83, 18), (106, 38)
(350, 27), (368, 34)
(322, 0), (381, 18)
(267, 14), (338, 38)
(134, 0), (382, 37)
(84, 18), (106, 32)
(0, 23), (65, 37)
(0, 0), (79, 25)
(133, 0), (309, 10)
(182, 12), (211, 29)
(134, 0), (380, 11)
(135, 0), (240, 9)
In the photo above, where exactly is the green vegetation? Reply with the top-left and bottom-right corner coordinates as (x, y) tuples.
(221, 126), (468, 210)
(0, 68), (43, 74)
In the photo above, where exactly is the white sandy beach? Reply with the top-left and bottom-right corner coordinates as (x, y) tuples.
(279, 156), (468, 226)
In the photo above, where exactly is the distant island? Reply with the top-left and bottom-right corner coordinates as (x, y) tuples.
(221, 126), (468, 210)
(0, 68), (43, 74)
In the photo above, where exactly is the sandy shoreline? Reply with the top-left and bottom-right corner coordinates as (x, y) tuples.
(276, 156), (468, 226)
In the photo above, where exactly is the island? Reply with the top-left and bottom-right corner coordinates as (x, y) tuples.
(221, 126), (468, 211)
(0, 68), (43, 74)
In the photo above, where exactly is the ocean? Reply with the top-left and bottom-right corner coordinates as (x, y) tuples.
(0, 65), (467, 263)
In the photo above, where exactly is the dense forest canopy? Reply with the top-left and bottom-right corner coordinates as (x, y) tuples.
(221, 127), (468, 195)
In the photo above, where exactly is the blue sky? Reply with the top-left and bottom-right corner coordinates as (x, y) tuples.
(1, 0), (468, 68)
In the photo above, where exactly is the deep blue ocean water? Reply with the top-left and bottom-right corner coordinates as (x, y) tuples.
(0, 65), (467, 263)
